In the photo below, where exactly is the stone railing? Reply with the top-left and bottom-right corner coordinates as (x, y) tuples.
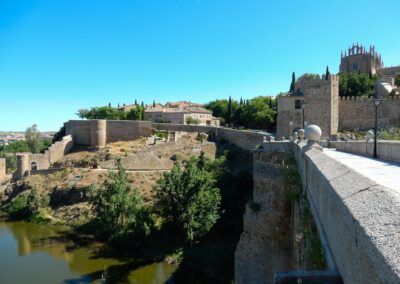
(331, 140), (400, 163)
(295, 128), (400, 283)
(235, 125), (400, 283)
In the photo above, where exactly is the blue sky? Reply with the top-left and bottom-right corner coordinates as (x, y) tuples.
(1, 0), (399, 131)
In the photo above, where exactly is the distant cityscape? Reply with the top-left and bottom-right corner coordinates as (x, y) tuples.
(0, 132), (54, 145)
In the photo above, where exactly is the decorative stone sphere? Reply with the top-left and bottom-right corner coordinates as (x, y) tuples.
(305, 125), (322, 141)
(298, 129), (305, 140)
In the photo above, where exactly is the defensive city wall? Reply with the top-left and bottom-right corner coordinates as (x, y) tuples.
(338, 97), (400, 131)
(5, 120), (265, 182)
(14, 135), (74, 180)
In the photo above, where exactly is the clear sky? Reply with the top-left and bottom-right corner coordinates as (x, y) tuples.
(1, 0), (399, 131)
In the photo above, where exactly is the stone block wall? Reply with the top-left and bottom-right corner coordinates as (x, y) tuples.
(331, 140), (400, 163)
(338, 97), (400, 131)
(14, 135), (74, 180)
(294, 143), (400, 283)
(65, 120), (153, 148)
(152, 123), (265, 151)
(276, 75), (339, 139)
(235, 142), (292, 284)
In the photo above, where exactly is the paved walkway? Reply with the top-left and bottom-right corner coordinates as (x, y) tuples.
(323, 148), (400, 193)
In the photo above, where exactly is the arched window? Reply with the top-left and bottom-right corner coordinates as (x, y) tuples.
(352, 63), (358, 71)
(31, 162), (37, 171)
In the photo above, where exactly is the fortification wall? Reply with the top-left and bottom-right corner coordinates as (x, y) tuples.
(47, 135), (74, 164)
(331, 140), (400, 163)
(0, 158), (5, 184)
(65, 120), (153, 148)
(293, 143), (400, 283)
(14, 135), (74, 180)
(378, 66), (400, 77)
(338, 97), (400, 131)
(28, 153), (50, 170)
(107, 120), (153, 143)
(152, 123), (265, 151)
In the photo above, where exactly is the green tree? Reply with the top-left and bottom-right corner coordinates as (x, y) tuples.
(89, 160), (153, 241)
(77, 106), (126, 120)
(154, 159), (221, 243)
(25, 124), (41, 154)
(289, 72), (295, 92)
(325, 66), (330, 80)
(339, 72), (377, 97)
(153, 100), (156, 107)
(227, 96), (232, 124)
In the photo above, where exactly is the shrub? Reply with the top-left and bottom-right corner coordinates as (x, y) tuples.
(8, 195), (30, 219)
(154, 159), (221, 243)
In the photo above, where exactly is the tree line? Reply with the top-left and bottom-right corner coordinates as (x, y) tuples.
(204, 96), (277, 130)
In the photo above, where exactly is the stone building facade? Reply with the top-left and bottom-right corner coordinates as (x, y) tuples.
(144, 101), (220, 126)
(277, 44), (400, 138)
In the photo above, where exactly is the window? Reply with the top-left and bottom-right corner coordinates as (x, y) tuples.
(295, 100), (302, 109)
(352, 63), (358, 71)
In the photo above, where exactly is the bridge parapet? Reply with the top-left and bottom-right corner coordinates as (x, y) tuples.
(295, 138), (400, 283)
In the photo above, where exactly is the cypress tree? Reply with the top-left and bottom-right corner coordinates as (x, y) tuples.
(153, 100), (156, 107)
(227, 96), (232, 124)
(325, 66), (330, 80)
(135, 99), (138, 105)
(268, 97), (272, 109)
(141, 101), (144, 107)
(108, 102), (111, 107)
(118, 102), (120, 108)
(240, 97), (243, 105)
(289, 72), (295, 92)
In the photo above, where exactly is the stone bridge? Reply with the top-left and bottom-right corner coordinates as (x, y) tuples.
(235, 126), (400, 284)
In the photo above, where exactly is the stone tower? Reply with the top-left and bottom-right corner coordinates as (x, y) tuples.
(0, 158), (5, 184)
(339, 43), (383, 74)
(276, 74), (339, 139)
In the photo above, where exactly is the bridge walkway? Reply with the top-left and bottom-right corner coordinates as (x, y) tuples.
(323, 148), (400, 194)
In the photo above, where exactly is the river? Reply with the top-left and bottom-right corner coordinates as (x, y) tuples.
(0, 220), (177, 283)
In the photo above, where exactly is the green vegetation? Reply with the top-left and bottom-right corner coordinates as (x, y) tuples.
(289, 72), (295, 92)
(155, 130), (169, 140)
(338, 72), (380, 98)
(378, 127), (400, 140)
(5, 188), (51, 223)
(0, 125), (51, 174)
(77, 105), (145, 121)
(185, 116), (201, 125)
(205, 96), (276, 130)
(281, 151), (326, 270)
(89, 160), (154, 246)
(154, 158), (221, 243)
(25, 124), (42, 153)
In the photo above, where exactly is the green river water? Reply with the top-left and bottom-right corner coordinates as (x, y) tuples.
(0, 221), (178, 283)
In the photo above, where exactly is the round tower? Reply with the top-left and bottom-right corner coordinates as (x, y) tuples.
(15, 153), (30, 180)
(90, 120), (107, 149)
